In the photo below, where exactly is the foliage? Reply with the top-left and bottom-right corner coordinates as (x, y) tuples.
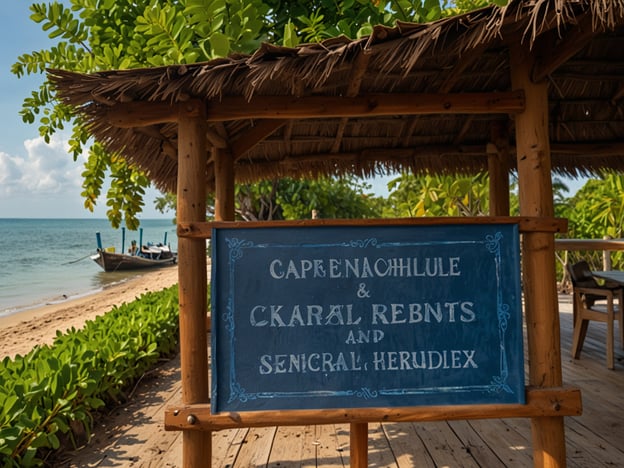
(382, 172), (490, 218)
(155, 176), (382, 220)
(561, 174), (624, 270)
(0, 285), (180, 467)
(566, 175), (624, 239)
(242, 177), (382, 220)
(15, 0), (500, 227)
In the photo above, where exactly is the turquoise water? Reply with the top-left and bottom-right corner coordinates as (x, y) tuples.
(0, 219), (177, 318)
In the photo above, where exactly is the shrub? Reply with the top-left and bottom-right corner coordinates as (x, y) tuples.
(0, 285), (180, 467)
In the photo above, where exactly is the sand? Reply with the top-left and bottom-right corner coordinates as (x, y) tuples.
(0, 266), (180, 359)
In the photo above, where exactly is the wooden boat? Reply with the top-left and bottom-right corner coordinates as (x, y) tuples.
(91, 244), (177, 272)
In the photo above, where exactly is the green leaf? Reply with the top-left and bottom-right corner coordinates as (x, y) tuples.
(209, 31), (230, 58)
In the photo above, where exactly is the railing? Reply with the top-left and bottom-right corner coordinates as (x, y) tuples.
(555, 237), (624, 291)
(555, 236), (624, 270)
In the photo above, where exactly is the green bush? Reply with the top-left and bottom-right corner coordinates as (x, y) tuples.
(0, 285), (180, 467)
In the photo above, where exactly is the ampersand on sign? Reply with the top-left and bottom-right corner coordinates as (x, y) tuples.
(356, 283), (371, 298)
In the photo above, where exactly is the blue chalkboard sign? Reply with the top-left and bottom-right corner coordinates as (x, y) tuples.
(211, 223), (524, 413)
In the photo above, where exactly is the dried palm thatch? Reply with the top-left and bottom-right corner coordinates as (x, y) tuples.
(49, 0), (624, 193)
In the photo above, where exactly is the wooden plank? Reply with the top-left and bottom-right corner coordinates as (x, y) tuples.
(300, 424), (318, 468)
(366, 423), (397, 467)
(381, 422), (436, 468)
(413, 421), (480, 467)
(267, 426), (308, 468)
(448, 419), (515, 467)
(564, 418), (624, 467)
(232, 427), (277, 466)
(315, 423), (348, 468)
(333, 424), (351, 466)
(178, 216), (568, 239)
(212, 428), (248, 468)
(463, 418), (534, 467)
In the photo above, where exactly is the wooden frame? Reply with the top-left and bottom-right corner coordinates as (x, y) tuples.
(167, 215), (575, 467)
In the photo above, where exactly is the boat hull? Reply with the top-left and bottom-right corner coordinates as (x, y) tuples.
(91, 250), (177, 272)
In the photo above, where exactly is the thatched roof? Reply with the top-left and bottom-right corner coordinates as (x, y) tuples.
(49, 0), (624, 193)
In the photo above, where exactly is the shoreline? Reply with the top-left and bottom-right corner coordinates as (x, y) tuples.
(0, 265), (179, 359)
(0, 265), (163, 319)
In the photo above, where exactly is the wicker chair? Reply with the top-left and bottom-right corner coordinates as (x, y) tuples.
(566, 261), (624, 369)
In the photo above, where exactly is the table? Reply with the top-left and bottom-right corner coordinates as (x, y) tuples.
(592, 270), (624, 285)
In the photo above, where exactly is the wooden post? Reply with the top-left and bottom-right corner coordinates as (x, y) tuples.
(488, 122), (511, 216)
(177, 101), (210, 467)
(350, 423), (368, 467)
(510, 42), (567, 467)
(214, 147), (235, 221)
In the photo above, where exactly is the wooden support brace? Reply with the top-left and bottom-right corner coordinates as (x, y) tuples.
(177, 216), (568, 240)
(164, 386), (582, 432)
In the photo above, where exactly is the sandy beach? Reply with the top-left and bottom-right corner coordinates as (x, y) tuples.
(0, 265), (179, 359)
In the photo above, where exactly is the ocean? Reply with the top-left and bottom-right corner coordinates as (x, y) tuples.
(0, 218), (178, 318)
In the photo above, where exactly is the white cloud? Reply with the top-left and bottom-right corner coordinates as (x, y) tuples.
(0, 132), (170, 219)
(0, 134), (84, 195)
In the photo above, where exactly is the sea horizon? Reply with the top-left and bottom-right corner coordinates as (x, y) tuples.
(0, 218), (178, 319)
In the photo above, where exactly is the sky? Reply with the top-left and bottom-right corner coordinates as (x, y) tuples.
(0, 3), (587, 219)
(0, 3), (170, 219)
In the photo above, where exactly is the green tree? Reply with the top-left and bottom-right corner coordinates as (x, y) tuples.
(275, 177), (381, 220)
(566, 175), (624, 240)
(383, 172), (490, 217)
(551, 174), (624, 273)
(155, 176), (382, 220)
(14, 0), (497, 227)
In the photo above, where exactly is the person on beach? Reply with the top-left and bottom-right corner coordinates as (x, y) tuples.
(128, 240), (139, 256)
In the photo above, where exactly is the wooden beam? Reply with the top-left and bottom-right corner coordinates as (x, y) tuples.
(205, 127), (228, 149)
(107, 101), (179, 127)
(164, 386), (582, 431)
(205, 92), (525, 121)
(177, 217), (568, 239)
(555, 238), (624, 251)
(231, 120), (287, 160)
(105, 92), (525, 127)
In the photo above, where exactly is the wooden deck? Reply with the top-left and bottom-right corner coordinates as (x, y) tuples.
(65, 294), (624, 467)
